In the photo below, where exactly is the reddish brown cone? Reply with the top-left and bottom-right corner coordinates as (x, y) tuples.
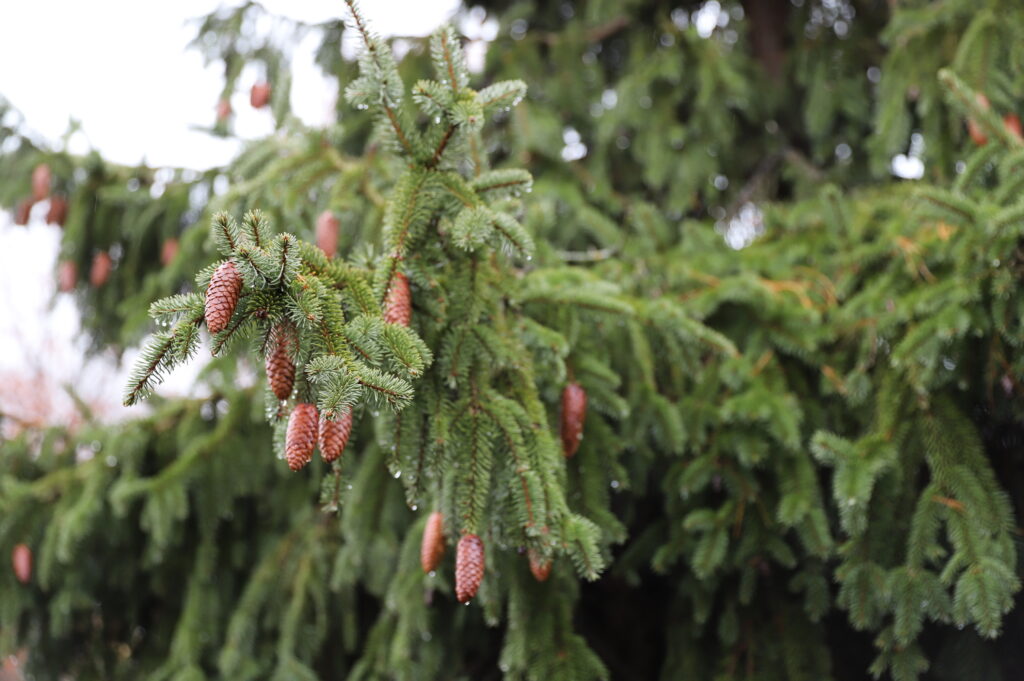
(286, 403), (318, 471)
(1004, 113), (1023, 140)
(90, 251), (113, 288)
(455, 534), (485, 602)
(46, 195), (67, 226)
(967, 93), (990, 146)
(160, 237), (179, 266)
(31, 164), (51, 201)
(216, 97), (232, 122)
(250, 82), (271, 109)
(420, 511), (445, 573)
(266, 325), (296, 401)
(204, 261), (243, 334)
(14, 199), (32, 226)
(318, 409), (353, 463)
(58, 260), (77, 292)
(383, 271), (411, 326)
(528, 549), (552, 582)
(11, 543), (31, 584)
(560, 382), (587, 457)
(316, 210), (340, 258)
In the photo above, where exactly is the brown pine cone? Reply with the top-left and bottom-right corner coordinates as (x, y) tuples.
(316, 210), (340, 258)
(319, 408), (353, 463)
(455, 534), (485, 602)
(266, 325), (296, 401)
(31, 164), (51, 201)
(286, 403), (318, 471)
(250, 82), (272, 109)
(967, 93), (990, 146)
(560, 381), (587, 457)
(160, 238), (179, 266)
(58, 260), (77, 292)
(90, 251), (113, 288)
(420, 511), (445, 573)
(205, 261), (242, 334)
(528, 549), (552, 582)
(11, 543), (32, 585)
(46, 195), (67, 226)
(14, 199), (32, 226)
(216, 97), (232, 122)
(383, 271), (411, 326)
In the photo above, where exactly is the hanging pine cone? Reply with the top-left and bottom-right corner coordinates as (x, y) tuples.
(250, 82), (272, 109)
(319, 408), (353, 463)
(160, 237), (179, 266)
(90, 251), (112, 288)
(204, 261), (242, 334)
(266, 324), (296, 401)
(286, 403), (318, 471)
(14, 199), (32, 226)
(967, 93), (990, 146)
(455, 534), (485, 602)
(31, 164), (51, 201)
(421, 511), (445, 573)
(58, 260), (77, 292)
(383, 271), (411, 326)
(11, 543), (31, 585)
(46, 195), (67, 226)
(560, 381), (587, 457)
(216, 97), (232, 123)
(1005, 113), (1023, 140)
(528, 549), (552, 582)
(316, 210), (340, 258)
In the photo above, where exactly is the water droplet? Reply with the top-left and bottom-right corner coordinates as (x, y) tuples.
(411, 504), (418, 511)
(394, 471), (402, 479)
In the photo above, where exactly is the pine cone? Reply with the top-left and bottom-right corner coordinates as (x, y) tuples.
(319, 408), (353, 463)
(31, 164), (51, 201)
(160, 237), (179, 266)
(11, 543), (31, 585)
(46, 195), (67, 226)
(383, 271), (411, 326)
(1005, 113), (1023, 140)
(286, 403), (318, 471)
(528, 549), (552, 582)
(216, 97), (232, 122)
(560, 382), (587, 457)
(316, 210), (340, 258)
(205, 261), (242, 334)
(58, 260), (77, 292)
(455, 534), (485, 602)
(250, 82), (271, 109)
(14, 199), (32, 226)
(266, 325), (296, 401)
(967, 93), (990, 146)
(90, 251), (112, 288)
(420, 511), (445, 573)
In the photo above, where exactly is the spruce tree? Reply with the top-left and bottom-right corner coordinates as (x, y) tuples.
(1, 2), (1022, 681)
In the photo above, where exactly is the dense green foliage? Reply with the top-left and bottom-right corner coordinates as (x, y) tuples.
(1, 2), (1023, 680)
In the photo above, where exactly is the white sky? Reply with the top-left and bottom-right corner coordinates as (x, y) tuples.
(0, 0), (460, 428)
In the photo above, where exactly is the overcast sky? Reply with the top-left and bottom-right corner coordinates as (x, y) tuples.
(0, 1), (459, 428)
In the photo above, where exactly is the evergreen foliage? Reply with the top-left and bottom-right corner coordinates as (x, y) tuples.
(1, 2), (1023, 680)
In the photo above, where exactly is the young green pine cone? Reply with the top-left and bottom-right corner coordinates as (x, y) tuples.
(316, 210), (340, 259)
(286, 403), (318, 471)
(420, 511), (445, 573)
(266, 325), (296, 401)
(455, 534), (485, 602)
(383, 271), (411, 326)
(319, 409), (353, 463)
(560, 381), (587, 457)
(205, 261), (242, 334)
(528, 549), (552, 582)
